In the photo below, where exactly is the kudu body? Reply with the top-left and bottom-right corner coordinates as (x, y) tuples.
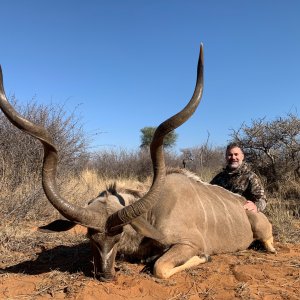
(0, 44), (275, 280)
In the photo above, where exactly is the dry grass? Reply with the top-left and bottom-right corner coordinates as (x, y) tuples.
(77, 169), (149, 197)
(0, 166), (148, 223)
(265, 198), (300, 243)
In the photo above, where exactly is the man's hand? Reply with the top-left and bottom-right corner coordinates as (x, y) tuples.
(243, 200), (258, 213)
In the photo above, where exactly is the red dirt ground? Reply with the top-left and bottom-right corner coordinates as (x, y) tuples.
(0, 226), (299, 300)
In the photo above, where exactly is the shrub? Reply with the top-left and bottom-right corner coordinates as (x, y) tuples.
(0, 96), (89, 220)
(180, 145), (224, 181)
(89, 147), (182, 181)
(230, 113), (300, 199)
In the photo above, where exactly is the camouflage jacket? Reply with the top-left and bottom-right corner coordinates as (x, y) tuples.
(210, 162), (267, 212)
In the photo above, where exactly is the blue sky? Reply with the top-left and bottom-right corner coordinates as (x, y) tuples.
(1, 1), (299, 153)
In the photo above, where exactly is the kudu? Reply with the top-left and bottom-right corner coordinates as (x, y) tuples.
(0, 44), (275, 281)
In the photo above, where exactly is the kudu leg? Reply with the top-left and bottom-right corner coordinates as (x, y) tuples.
(153, 244), (210, 279)
(263, 236), (276, 254)
(246, 211), (276, 253)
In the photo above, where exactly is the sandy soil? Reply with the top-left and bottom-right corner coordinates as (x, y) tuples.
(0, 226), (299, 300)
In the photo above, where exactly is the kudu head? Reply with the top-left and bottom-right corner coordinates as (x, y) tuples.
(0, 44), (204, 280)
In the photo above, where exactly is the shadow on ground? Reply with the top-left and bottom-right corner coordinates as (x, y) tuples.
(0, 242), (93, 277)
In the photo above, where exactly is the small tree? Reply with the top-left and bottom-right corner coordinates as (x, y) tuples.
(140, 126), (178, 149)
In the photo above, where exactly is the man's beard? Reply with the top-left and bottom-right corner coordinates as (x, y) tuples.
(228, 161), (241, 170)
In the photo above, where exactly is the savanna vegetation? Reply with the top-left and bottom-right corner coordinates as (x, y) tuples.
(0, 98), (299, 233)
(0, 98), (299, 299)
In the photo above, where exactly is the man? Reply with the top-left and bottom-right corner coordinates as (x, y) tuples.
(210, 142), (267, 212)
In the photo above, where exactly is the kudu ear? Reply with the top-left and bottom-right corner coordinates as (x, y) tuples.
(38, 219), (76, 233)
(130, 217), (165, 241)
(104, 197), (164, 240)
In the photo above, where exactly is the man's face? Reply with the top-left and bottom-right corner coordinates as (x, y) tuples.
(226, 147), (244, 170)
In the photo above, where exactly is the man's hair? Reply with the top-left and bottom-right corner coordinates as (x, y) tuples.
(226, 142), (244, 154)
